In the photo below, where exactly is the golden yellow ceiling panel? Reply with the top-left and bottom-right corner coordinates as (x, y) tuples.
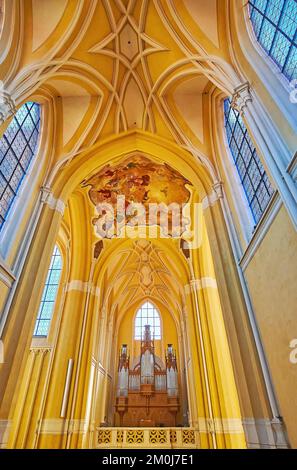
(96, 238), (186, 322)
(31, 0), (68, 52)
(82, 154), (191, 206)
(0, 0), (241, 188)
(180, 0), (220, 48)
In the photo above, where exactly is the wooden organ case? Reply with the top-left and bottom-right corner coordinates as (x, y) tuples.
(115, 325), (179, 427)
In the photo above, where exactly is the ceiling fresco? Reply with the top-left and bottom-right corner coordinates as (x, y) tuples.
(82, 154), (192, 236)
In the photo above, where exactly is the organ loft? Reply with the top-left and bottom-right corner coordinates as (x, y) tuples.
(115, 325), (179, 427)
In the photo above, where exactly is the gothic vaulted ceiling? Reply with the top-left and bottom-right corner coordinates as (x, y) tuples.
(0, 0), (242, 184)
(98, 239), (188, 329)
(0, 1), (238, 321)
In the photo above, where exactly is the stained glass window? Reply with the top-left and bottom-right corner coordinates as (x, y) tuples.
(34, 245), (62, 337)
(0, 102), (41, 231)
(249, 0), (297, 81)
(135, 301), (161, 340)
(224, 98), (274, 224)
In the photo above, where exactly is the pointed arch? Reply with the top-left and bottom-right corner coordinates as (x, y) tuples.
(134, 301), (161, 340)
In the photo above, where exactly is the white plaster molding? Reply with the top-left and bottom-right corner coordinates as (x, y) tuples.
(97, 361), (112, 380)
(242, 418), (289, 449)
(201, 191), (219, 211)
(98, 362), (107, 376)
(193, 417), (288, 447)
(195, 418), (244, 435)
(212, 181), (224, 200)
(231, 81), (252, 114)
(64, 280), (100, 297)
(155, 0), (240, 92)
(185, 277), (218, 294)
(70, 419), (89, 434)
(9, 1), (96, 107)
(287, 151), (297, 182)
(39, 0), (237, 188)
(0, 91), (16, 125)
(240, 192), (282, 271)
(39, 419), (88, 435)
(0, 258), (15, 288)
(40, 186), (65, 215)
(0, 420), (11, 448)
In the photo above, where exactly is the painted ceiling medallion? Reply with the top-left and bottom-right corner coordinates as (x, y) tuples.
(82, 155), (192, 235)
(83, 154), (191, 205)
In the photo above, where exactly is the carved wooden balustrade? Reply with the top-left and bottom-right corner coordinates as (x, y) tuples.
(96, 427), (200, 448)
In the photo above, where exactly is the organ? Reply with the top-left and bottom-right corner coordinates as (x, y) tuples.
(115, 325), (179, 427)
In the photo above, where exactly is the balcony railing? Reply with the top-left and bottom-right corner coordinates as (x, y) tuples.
(97, 427), (200, 448)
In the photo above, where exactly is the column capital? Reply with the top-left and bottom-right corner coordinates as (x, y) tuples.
(181, 308), (188, 330)
(101, 306), (107, 318)
(231, 82), (252, 114)
(212, 181), (224, 200)
(188, 277), (218, 291)
(40, 186), (52, 203)
(40, 186), (65, 215)
(0, 91), (16, 125)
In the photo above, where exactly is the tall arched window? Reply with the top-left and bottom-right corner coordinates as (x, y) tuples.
(134, 301), (161, 340)
(34, 245), (62, 337)
(224, 98), (274, 224)
(249, 0), (297, 81)
(0, 102), (41, 231)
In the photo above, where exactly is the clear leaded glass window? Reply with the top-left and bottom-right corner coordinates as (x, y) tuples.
(249, 0), (297, 81)
(34, 245), (62, 337)
(135, 301), (161, 340)
(0, 102), (41, 231)
(224, 98), (274, 224)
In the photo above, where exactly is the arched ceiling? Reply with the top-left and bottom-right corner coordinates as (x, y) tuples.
(0, 0), (242, 186)
(96, 238), (188, 328)
(64, 190), (191, 328)
(1, 1), (239, 321)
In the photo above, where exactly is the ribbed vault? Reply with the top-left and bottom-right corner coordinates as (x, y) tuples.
(0, 0), (243, 190)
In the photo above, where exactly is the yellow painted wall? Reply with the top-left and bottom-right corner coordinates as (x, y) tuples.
(244, 206), (297, 447)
